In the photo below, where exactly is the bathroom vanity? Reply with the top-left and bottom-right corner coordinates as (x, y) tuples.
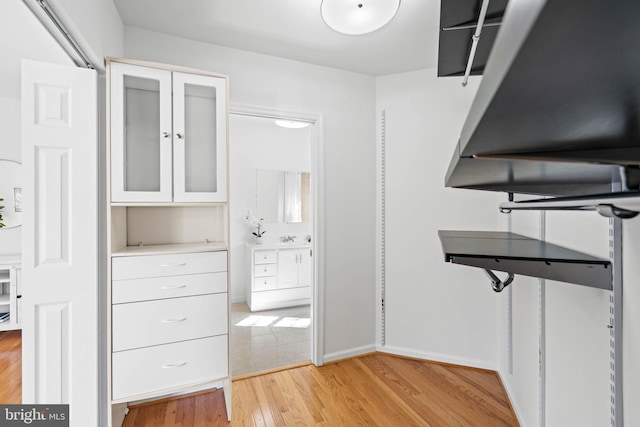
(248, 243), (312, 311)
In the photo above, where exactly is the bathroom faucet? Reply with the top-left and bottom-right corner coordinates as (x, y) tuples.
(280, 235), (296, 242)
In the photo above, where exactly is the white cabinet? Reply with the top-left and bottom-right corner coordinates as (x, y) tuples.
(248, 246), (311, 311)
(278, 248), (312, 289)
(0, 257), (21, 331)
(110, 61), (227, 203)
(106, 58), (231, 425)
(111, 251), (228, 401)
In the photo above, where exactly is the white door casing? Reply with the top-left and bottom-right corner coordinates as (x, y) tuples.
(21, 60), (98, 424)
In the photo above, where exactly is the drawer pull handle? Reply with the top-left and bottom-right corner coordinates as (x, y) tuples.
(161, 361), (187, 369)
(160, 284), (187, 290)
(160, 262), (187, 268)
(161, 317), (187, 323)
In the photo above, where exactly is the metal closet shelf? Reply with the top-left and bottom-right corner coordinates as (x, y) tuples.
(438, 230), (611, 291)
(499, 191), (640, 219)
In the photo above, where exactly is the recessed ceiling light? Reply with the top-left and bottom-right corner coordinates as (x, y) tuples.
(275, 120), (311, 129)
(321, 0), (401, 35)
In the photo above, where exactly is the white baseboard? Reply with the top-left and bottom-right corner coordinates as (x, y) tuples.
(230, 295), (246, 304)
(377, 344), (497, 371)
(322, 344), (377, 363)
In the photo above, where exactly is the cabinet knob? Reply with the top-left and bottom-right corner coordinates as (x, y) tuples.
(176, 133), (184, 139)
(162, 132), (170, 138)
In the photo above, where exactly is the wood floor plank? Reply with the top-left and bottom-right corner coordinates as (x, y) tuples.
(120, 353), (521, 426)
(0, 330), (21, 404)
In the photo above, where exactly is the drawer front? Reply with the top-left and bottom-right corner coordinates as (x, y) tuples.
(112, 335), (228, 401)
(254, 263), (276, 277)
(112, 251), (227, 280)
(254, 250), (276, 265)
(253, 276), (276, 292)
(112, 293), (228, 352)
(112, 272), (227, 304)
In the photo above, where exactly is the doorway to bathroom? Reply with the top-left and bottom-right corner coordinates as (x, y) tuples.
(228, 112), (318, 376)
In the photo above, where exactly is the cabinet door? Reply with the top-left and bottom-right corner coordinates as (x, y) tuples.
(277, 249), (299, 289)
(172, 72), (227, 202)
(110, 62), (173, 202)
(298, 249), (312, 288)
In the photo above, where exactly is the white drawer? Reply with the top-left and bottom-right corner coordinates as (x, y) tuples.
(112, 251), (227, 280)
(254, 263), (276, 277)
(112, 293), (227, 352)
(112, 272), (227, 304)
(112, 335), (228, 401)
(254, 250), (276, 265)
(253, 276), (276, 291)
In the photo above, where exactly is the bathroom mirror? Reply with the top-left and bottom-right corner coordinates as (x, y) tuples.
(0, 159), (22, 229)
(256, 170), (310, 223)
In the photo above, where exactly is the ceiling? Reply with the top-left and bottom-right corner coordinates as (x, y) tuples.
(112, 0), (440, 76)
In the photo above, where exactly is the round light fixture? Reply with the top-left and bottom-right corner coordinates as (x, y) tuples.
(275, 119), (311, 129)
(321, 0), (401, 35)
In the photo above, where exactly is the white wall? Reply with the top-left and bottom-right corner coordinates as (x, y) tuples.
(124, 26), (378, 357)
(376, 69), (505, 369)
(229, 114), (312, 303)
(0, 0), (76, 255)
(53, 0), (123, 67)
(623, 217), (640, 427)
(0, 98), (22, 254)
(498, 208), (543, 426)
(501, 205), (618, 427)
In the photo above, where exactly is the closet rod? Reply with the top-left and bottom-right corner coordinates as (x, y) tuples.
(462, 0), (491, 87)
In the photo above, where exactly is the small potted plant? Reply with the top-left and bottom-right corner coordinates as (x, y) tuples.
(0, 198), (5, 228)
(245, 215), (266, 244)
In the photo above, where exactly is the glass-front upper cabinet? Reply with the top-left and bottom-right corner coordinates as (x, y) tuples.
(172, 72), (227, 203)
(109, 61), (227, 203)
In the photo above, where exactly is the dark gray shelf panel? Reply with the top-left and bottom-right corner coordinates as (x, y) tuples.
(438, 0), (508, 77)
(445, 155), (621, 197)
(438, 230), (612, 290)
(445, 0), (640, 196)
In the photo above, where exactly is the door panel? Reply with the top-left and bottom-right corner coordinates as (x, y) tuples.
(22, 60), (98, 424)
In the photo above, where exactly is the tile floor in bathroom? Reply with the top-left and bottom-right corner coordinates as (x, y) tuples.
(230, 302), (311, 377)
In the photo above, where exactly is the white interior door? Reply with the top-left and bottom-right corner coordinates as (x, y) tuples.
(21, 60), (99, 425)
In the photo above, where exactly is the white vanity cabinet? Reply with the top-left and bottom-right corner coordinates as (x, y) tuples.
(248, 245), (311, 311)
(106, 58), (231, 426)
(110, 61), (227, 203)
(0, 256), (21, 331)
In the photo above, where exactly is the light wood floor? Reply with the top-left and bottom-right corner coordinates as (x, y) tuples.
(0, 330), (22, 404)
(0, 332), (518, 425)
(124, 353), (519, 426)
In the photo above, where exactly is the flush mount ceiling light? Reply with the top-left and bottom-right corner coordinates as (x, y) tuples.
(275, 119), (311, 129)
(321, 0), (401, 35)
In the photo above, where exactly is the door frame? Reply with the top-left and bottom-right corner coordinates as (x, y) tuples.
(229, 104), (325, 366)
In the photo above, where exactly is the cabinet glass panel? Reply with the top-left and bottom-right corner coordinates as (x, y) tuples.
(123, 75), (161, 192)
(184, 84), (217, 193)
